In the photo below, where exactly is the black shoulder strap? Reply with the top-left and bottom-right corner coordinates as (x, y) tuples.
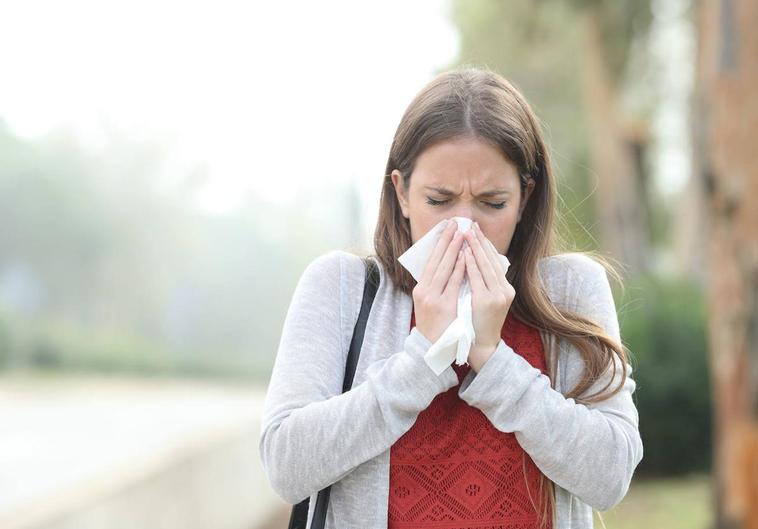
(288, 256), (380, 529)
(343, 256), (380, 392)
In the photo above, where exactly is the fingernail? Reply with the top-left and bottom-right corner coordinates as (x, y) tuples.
(474, 221), (480, 231)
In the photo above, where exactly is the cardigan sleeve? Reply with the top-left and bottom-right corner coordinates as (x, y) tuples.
(258, 251), (459, 504)
(457, 254), (643, 511)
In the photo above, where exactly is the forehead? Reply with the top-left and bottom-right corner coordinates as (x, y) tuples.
(412, 137), (519, 187)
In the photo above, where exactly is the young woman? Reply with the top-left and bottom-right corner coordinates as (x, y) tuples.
(259, 67), (643, 529)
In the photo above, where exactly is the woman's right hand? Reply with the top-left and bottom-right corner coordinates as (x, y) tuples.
(412, 220), (467, 344)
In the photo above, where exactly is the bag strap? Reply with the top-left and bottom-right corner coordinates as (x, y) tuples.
(287, 256), (380, 529)
(343, 256), (380, 392)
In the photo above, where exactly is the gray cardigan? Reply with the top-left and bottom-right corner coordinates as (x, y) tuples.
(259, 250), (643, 529)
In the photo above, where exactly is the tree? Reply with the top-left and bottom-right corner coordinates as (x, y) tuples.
(695, 0), (758, 527)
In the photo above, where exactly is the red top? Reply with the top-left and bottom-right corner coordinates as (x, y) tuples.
(388, 306), (552, 529)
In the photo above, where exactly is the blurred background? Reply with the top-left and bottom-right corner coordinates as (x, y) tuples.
(0, 0), (755, 528)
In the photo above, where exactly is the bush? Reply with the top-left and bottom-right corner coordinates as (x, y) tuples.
(0, 310), (260, 380)
(617, 274), (712, 476)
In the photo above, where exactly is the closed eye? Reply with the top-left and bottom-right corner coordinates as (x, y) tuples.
(425, 197), (506, 210)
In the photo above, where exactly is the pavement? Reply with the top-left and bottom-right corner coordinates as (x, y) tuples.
(0, 372), (288, 529)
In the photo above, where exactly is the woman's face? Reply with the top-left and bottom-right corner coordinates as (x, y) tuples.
(391, 136), (535, 254)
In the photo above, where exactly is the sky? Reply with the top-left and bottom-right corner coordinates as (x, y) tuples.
(0, 0), (460, 218)
(649, 0), (694, 201)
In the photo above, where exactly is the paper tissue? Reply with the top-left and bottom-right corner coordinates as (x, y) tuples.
(398, 217), (511, 375)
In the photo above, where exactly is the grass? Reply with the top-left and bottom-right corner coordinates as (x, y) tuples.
(595, 473), (713, 529)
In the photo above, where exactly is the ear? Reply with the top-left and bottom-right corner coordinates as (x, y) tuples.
(517, 178), (536, 222)
(391, 170), (410, 219)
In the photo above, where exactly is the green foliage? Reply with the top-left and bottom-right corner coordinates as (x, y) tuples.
(0, 309), (273, 380)
(601, 474), (712, 529)
(0, 317), (10, 368)
(4, 308), (172, 374)
(562, 0), (654, 83)
(618, 274), (712, 476)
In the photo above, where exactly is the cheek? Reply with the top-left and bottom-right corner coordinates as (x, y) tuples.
(410, 218), (435, 244)
(483, 219), (518, 254)
(410, 211), (447, 243)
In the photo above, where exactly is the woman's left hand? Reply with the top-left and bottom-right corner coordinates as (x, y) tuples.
(463, 222), (516, 372)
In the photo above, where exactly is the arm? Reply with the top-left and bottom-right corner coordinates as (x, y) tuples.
(258, 251), (459, 504)
(457, 255), (643, 511)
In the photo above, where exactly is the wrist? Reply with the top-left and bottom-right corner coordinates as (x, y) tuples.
(468, 341), (499, 373)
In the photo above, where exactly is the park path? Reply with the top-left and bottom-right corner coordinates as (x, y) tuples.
(0, 373), (288, 529)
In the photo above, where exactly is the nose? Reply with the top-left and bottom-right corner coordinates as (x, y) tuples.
(449, 204), (475, 223)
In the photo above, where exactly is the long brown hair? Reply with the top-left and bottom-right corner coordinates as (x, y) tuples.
(372, 66), (632, 528)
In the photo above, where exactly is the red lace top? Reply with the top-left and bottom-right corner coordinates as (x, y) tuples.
(388, 306), (552, 529)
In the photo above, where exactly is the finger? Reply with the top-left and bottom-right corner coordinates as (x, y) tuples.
(442, 248), (466, 298)
(430, 228), (465, 294)
(464, 246), (487, 294)
(474, 223), (508, 291)
(465, 228), (497, 291)
(474, 222), (498, 265)
(419, 220), (457, 286)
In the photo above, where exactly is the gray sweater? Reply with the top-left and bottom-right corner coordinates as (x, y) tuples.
(259, 250), (643, 529)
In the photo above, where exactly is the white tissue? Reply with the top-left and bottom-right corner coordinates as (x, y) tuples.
(397, 216), (511, 375)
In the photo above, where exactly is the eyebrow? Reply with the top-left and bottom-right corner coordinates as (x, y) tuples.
(424, 186), (512, 198)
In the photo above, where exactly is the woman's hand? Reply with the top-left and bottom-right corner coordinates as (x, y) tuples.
(463, 222), (515, 372)
(412, 220), (467, 344)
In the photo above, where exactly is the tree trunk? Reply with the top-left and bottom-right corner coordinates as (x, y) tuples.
(695, 0), (758, 527)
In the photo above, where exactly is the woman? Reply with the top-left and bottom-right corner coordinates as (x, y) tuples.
(259, 66), (643, 529)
